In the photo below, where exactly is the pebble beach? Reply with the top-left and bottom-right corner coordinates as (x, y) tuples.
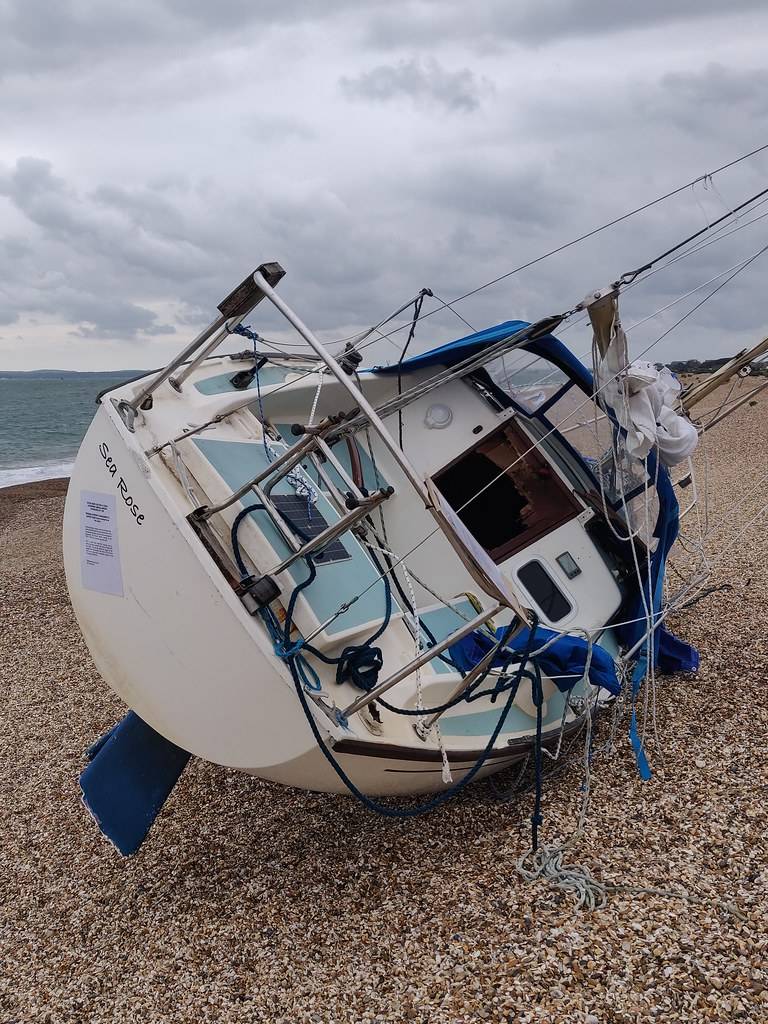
(0, 387), (766, 1024)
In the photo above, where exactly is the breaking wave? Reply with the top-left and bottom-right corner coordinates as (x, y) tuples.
(0, 460), (74, 489)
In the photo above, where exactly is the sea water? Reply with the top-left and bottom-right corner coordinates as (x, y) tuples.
(0, 373), (135, 488)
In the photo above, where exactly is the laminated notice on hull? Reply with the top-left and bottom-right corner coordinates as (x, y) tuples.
(80, 491), (124, 597)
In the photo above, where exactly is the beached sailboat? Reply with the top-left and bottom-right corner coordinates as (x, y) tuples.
(62, 254), (765, 854)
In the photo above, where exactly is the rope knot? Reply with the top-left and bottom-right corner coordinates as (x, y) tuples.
(275, 639), (305, 659)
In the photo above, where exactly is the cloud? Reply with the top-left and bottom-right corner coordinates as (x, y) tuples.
(658, 63), (768, 130)
(0, 0), (377, 76)
(340, 57), (489, 112)
(408, 162), (568, 228)
(363, 0), (768, 49)
(0, 158), (189, 339)
(2, 0), (763, 81)
(2, 3), (768, 369)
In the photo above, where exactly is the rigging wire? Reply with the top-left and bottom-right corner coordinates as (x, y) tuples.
(396, 290), (432, 447)
(338, 233), (768, 443)
(328, 196), (768, 417)
(454, 241), (768, 519)
(478, 218), (768, 402)
(152, 215), (767, 484)
(344, 141), (768, 353)
(303, 240), (768, 633)
(222, 141), (768, 375)
(618, 183), (768, 283)
(487, 199), (768, 394)
(428, 292), (476, 334)
(153, 152), (768, 472)
(176, 159), (768, 437)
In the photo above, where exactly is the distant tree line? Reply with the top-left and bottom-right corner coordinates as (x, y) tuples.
(666, 358), (768, 376)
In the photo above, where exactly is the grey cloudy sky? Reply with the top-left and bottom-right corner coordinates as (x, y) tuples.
(1, 0), (768, 370)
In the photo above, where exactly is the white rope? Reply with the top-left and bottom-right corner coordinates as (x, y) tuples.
(516, 693), (602, 908)
(585, 301), (685, 762)
(264, 439), (319, 507)
(516, 682), (747, 918)
(307, 367), (326, 427)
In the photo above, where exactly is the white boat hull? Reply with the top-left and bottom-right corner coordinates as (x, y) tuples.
(64, 402), (563, 796)
(63, 407), (322, 772)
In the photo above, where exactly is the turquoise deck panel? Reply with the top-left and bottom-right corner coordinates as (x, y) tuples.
(194, 438), (399, 637)
(439, 675), (589, 737)
(439, 696), (564, 737)
(194, 365), (293, 395)
(418, 600), (478, 675)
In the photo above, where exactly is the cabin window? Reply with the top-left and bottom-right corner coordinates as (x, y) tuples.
(535, 381), (615, 468)
(485, 352), (568, 413)
(517, 560), (572, 622)
(433, 420), (582, 563)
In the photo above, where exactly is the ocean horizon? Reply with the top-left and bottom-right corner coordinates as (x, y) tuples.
(0, 372), (139, 489)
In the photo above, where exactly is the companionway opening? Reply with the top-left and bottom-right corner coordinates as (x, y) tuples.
(433, 420), (581, 564)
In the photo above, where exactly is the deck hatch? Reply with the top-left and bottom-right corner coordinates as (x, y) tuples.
(271, 494), (351, 565)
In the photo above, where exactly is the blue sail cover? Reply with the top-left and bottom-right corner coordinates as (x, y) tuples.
(371, 319), (594, 394)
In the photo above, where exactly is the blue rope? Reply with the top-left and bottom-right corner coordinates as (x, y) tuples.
(286, 633), (538, 819)
(231, 504), (266, 577)
(232, 323), (260, 343)
(531, 659), (545, 851)
(298, 565), (392, 690)
(252, 352), (272, 464)
(231, 483), (547, 818)
(232, 503), (323, 691)
(232, 501), (390, 692)
(270, 530), (543, 816)
(376, 620), (524, 717)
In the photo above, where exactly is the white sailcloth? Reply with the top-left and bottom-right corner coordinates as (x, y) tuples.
(585, 288), (699, 466)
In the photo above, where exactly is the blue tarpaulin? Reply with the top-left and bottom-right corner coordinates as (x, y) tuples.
(614, 448), (699, 675)
(449, 624), (621, 696)
(658, 624), (700, 674)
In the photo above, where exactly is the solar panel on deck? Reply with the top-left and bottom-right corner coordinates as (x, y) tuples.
(271, 494), (351, 564)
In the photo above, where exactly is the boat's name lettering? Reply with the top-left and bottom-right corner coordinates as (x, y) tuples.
(98, 442), (145, 524)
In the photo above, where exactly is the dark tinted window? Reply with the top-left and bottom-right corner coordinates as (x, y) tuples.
(517, 560), (572, 622)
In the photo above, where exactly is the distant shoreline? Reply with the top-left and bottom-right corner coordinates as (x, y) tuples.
(0, 370), (145, 379)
